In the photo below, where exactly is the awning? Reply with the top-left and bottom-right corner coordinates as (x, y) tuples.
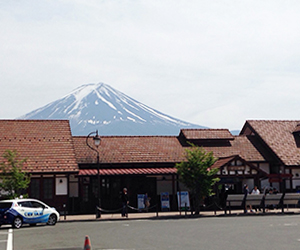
(79, 168), (177, 176)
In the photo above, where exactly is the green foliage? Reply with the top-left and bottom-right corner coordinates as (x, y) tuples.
(0, 149), (31, 199)
(176, 144), (220, 214)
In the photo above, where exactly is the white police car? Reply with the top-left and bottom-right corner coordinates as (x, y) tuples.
(0, 198), (60, 229)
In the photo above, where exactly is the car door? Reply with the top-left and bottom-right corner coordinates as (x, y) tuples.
(18, 201), (45, 224)
(30, 201), (48, 223)
(17, 201), (33, 223)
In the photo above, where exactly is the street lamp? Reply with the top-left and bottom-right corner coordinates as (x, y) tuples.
(86, 130), (101, 218)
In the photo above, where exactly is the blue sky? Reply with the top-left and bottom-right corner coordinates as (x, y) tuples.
(1, 0), (300, 131)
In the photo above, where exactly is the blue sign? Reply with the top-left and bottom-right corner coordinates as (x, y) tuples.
(137, 194), (145, 210)
(160, 192), (170, 209)
(177, 191), (190, 208)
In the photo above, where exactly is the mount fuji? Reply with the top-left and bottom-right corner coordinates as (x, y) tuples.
(20, 83), (205, 136)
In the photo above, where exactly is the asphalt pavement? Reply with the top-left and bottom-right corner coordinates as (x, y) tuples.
(11, 208), (300, 249)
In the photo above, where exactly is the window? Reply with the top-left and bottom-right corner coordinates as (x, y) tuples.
(43, 179), (53, 199)
(31, 201), (45, 209)
(0, 202), (12, 209)
(18, 201), (32, 208)
(102, 178), (110, 195)
(83, 185), (89, 202)
(30, 179), (40, 199)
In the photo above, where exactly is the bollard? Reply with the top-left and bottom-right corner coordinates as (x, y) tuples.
(96, 209), (100, 219)
(63, 204), (66, 220)
(156, 195), (159, 217)
(214, 199), (217, 215)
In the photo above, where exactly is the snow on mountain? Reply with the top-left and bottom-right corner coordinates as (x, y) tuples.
(20, 83), (206, 136)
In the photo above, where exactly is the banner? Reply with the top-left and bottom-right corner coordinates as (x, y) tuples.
(137, 194), (145, 210)
(177, 191), (190, 209)
(160, 192), (170, 210)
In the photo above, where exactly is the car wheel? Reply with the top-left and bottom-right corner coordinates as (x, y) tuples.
(47, 214), (57, 226)
(13, 217), (23, 229)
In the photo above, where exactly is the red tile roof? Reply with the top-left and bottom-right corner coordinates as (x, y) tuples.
(74, 136), (185, 164)
(244, 120), (300, 166)
(0, 120), (78, 173)
(180, 129), (234, 140)
(73, 133), (265, 164)
(211, 155), (237, 169)
(195, 136), (265, 162)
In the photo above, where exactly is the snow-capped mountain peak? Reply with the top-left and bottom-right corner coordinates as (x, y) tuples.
(20, 83), (205, 135)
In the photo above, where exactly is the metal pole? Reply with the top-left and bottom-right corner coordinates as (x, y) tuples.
(97, 153), (101, 218)
(86, 131), (101, 218)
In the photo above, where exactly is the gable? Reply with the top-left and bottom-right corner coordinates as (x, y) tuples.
(241, 120), (300, 166)
(212, 155), (267, 177)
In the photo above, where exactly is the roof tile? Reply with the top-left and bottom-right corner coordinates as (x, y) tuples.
(181, 129), (234, 140)
(245, 120), (300, 166)
(73, 133), (264, 164)
(0, 120), (78, 173)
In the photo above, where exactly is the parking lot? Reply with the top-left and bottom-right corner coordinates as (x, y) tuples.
(5, 212), (300, 250)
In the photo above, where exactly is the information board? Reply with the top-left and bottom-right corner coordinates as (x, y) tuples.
(177, 191), (190, 209)
(160, 192), (170, 210)
(137, 194), (145, 210)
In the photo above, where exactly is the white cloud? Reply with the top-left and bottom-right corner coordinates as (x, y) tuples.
(1, 0), (300, 130)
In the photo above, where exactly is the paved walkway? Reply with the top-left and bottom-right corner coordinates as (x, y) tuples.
(59, 208), (300, 222)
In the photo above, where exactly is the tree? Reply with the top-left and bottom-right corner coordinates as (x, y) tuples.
(176, 144), (220, 214)
(0, 149), (31, 199)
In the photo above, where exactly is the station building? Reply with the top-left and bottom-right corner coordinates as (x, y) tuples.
(0, 119), (299, 214)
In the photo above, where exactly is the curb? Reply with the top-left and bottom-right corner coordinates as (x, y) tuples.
(58, 209), (300, 223)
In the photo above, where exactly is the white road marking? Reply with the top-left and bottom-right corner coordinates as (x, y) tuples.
(284, 223), (297, 226)
(6, 229), (13, 250)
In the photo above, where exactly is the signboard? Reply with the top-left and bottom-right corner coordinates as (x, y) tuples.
(160, 192), (170, 210)
(137, 194), (145, 210)
(227, 166), (245, 171)
(177, 191), (190, 209)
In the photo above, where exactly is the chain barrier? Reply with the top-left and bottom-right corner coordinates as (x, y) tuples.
(127, 205), (140, 211)
(97, 206), (123, 213)
(128, 204), (157, 211)
(213, 201), (225, 210)
(96, 201), (225, 214)
(96, 204), (158, 213)
(203, 201), (224, 210)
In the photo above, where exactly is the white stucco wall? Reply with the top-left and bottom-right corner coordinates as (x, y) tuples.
(56, 177), (67, 195)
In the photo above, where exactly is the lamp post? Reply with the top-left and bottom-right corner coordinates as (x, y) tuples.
(86, 130), (101, 218)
